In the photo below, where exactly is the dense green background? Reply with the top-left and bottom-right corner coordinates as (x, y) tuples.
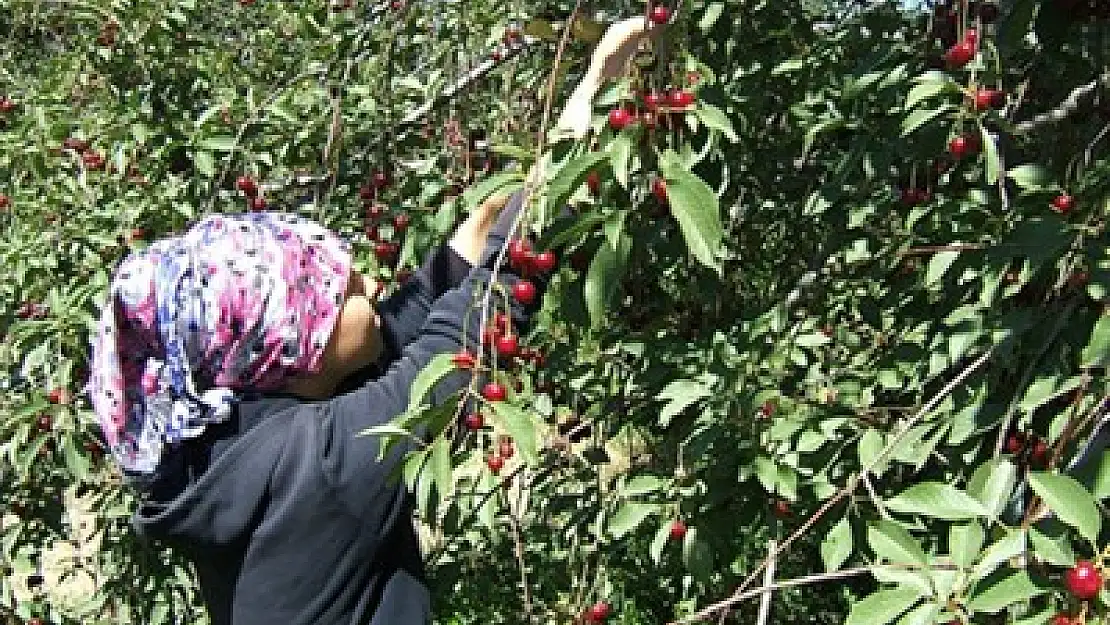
(1, 0), (1108, 623)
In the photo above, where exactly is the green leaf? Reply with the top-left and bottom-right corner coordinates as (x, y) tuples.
(822, 516), (853, 572)
(980, 124), (1001, 184)
(650, 520), (672, 564)
(698, 2), (724, 31)
(461, 171), (525, 211)
(491, 403), (541, 466)
(197, 135), (238, 152)
(1081, 315), (1110, 368)
(607, 501), (658, 539)
(407, 353), (457, 412)
(682, 526), (714, 581)
(1030, 521), (1076, 567)
(796, 332), (832, 348)
(896, 603), (940, 625)
(950, 521), (985, 569)
(607, 134), (633, 188)
(659, 149), (724, 273)
(967, 458), (1018, 520)
(431, 436), (453, 500)
(657, 379), (711, 426)
(622, 475), (668, 497)
(584, 233), (631, 329)
(925, 251), (960, 286)
(973, 530), (1026, 580)
(194, 151), (215, 177)
(967, 570), (1048, 613)
(1074, 451), (1110, 499)
(845, 586), (922, 625)
(867, 520), (928, 567)
(886, 482), (987, 520)
(901, 105), (952, 136)
(547, 151), (608, 210)
(695, 102), (738, 143)
(904, 76), (955, 109)
(1006, 164), (1052, 191)
(1027, 472), (1101, 545)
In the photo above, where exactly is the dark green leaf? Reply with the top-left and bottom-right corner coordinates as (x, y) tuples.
(659, 150), (724, 273)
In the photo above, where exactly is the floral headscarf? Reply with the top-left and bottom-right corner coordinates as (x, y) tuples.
(87, 212), (352, 477)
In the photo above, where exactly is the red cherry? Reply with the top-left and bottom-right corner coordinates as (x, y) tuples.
(482, 325), (502, 346)
(364, 224), (380, 241)
(236, 175), (258, 196)
(499, 437), (514, 459)
(451, 350), (477, 369)
(36, 413), (53, 432)
(486, 454), (504, 473)
(464, 412), (484, 431)
(46, 387), (69, 404)
(496, 334), (519, 358)
(1053, 614), (1074, 625)
(587, 170), (601, 195)
(944, 41), (976, 68)
(82, 151), (105, 170)
(63, 137), (89, 152)
(504, 26), (522, 42)
(512, 280), (537, 305)
(365, 203), (387, 219)
(1006, 432), (1025, 455)
(1051, 194), (1076, 214)
(760, 400), (776, 417)
(652, 178), (668, 204)
(668, 89), (696, 108)
(358, 184), (375, 201)
(608, 108), (633, 130)
(482, 382), (507, 402)
(964, 28), (979, 47)
(973, 88), (1005, 110)
(392, 213), (410, 232)
(588, 601), (611, 622)
(508, 239), (533, 269)
(491, 49), (504, 62)
(1030, 438), (1049, 467)
(494, 312), (510, 330)
(533, 251), (557, 273)
(0, 194), (9, 210)
(249, 196), (267, 211)
(374, 241), (395, 261)
(649, 5), (672, 24)
(669, 519), (687, 541)
(643, 92), (666, 111)
(1065, 560), (1103, 600)
(27, 618), (44, 625)
(371, 170), (390, 189)
(948, 133), (980, 159)
(772, 499), (792, 518)
(0, 97), (15, 113)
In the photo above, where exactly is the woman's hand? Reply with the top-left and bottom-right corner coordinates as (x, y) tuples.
(448, 193), (511, 265)
(554, 16), (664, 139)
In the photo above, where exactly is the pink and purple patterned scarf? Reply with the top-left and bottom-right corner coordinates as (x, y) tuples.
(87, 212), (352, 477)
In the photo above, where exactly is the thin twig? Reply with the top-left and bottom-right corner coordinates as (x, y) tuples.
(1083, 122), (1110, 168)
(1015, 70), (1110, 133)
(509, 513), (534, 622)
(897, 243), (985, 256)
(755, 537), (777, 625)
(671, 347), (995, 625)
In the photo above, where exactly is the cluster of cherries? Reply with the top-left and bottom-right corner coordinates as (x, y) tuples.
(1005, 430), (1051, 468)
(359, 170), (407, 268)
(14, 301), (49, 320)
(488, 23), (525, 62)
(607, 86), (698, 132)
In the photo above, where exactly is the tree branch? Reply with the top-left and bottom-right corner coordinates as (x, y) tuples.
(1015, 70), (1110, 133)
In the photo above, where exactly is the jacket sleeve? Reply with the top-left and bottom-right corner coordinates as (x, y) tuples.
(316, 267), (542, 521)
